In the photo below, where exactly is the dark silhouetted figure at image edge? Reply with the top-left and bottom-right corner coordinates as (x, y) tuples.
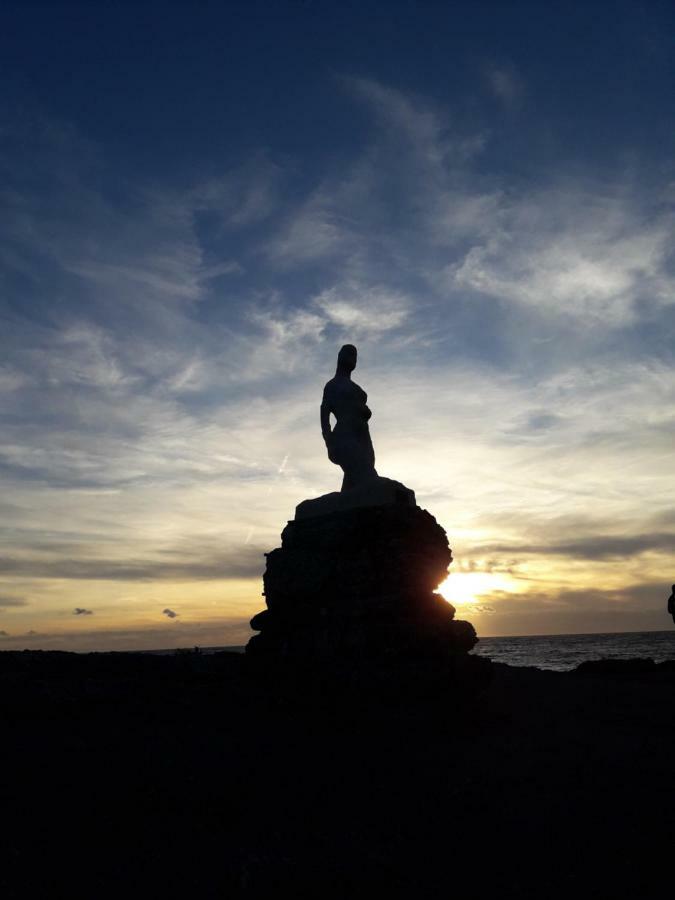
(668, 584), (675, 624)
(321, 344), (378, 491)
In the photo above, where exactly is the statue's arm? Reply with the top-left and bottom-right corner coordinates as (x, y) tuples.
(320, 389), (332, 442)
(321, 387), (339, 464)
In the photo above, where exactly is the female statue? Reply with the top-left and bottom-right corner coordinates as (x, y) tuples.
(320, 344), (378, 491)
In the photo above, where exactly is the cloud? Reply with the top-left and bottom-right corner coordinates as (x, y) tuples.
(485, 64), (524, 106)
(485, 582), (669, 610)
(332, 80), (675, 335)
(479, 532), (675, 561)
(198, 260), (243, 281)
(0, 595), (27, 608)
(266, 193), (347, 265)
(162, 608), (178, 619)
(0, 544), (267, 581)
(345, 75), (479, 165)
(73, 607), (93, 615)
(470, 581), (673, 636)
(455, 558), (520, 576)
(190, 157), (281, 227)
(450, 189), (675, 326)
(0, 123), (206, 340)
(313, 284), (410, 335)
(243, 306), (327, 379)
(2, 82), (675, 645)
(264, 76), (675, 344)
(0, 630), (9, 637)
(0, 366), (30, 393)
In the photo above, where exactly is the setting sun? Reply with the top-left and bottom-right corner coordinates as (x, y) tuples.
(438, 572), (513, 608)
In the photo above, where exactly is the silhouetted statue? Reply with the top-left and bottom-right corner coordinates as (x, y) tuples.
(321, 344), (378, 491)
(668, 584), (675, 624)
(247, 343), (486, 678)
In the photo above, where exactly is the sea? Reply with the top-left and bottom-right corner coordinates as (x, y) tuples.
(200, 629), (675, 672)
(471, 630), (675, 672)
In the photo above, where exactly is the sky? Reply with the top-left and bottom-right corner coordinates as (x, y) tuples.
(1, 0), (674, 650)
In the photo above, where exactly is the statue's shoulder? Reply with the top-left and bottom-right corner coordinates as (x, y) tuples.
(324, 373), (362, 393)
(322, 376), (353, 404)
(322, 378), (338, 400)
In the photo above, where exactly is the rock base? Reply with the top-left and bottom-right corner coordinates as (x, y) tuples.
(247, 499), (487, 683)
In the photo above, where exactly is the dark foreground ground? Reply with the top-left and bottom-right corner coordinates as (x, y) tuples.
(2, 650), (674, 897)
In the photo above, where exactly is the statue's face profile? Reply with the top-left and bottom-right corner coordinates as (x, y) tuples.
(338, 344), (357, 372)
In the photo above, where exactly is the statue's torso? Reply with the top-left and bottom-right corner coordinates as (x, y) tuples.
(323, 377), (371, 433)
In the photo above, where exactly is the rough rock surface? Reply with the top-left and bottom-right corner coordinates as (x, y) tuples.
(247, 497), (487, 680)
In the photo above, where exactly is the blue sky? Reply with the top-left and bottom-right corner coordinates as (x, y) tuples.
(1, 0), (674, 649)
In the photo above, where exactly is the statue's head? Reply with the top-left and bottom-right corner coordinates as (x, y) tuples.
(337, 344), (357, 372)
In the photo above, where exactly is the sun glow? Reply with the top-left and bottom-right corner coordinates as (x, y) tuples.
(438, 571), (513, 608)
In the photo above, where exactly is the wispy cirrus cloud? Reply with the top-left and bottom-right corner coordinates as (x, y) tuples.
(313, 284), (410, 335)
(266, 194), (349, 265)
(484, 62), (525, 107)
(450, 191), (675, 326)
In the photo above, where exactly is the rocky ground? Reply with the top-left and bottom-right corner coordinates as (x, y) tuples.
(1, 649), (674, 897)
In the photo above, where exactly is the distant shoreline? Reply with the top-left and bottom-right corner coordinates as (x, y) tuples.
(5, 629), (674, 673)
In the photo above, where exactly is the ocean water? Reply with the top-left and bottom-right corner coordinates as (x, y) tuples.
(472, 630), (675, 672)
(152, 631), (675, 671)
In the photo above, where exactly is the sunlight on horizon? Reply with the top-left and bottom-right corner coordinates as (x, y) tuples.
(438, 571), (514, 608)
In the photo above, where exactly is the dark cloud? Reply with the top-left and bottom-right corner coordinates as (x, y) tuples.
(73, 607), (93, 615)
(478, 532), (675, 561)
(508, 412), (563, 434)
(162, 608), (178, 619)
(0, 594), (27, 608)
(563, 583), (672, 606)
(652, 509), (675, 527)
(0, 545), (267, 581)
(0, 630), (9, 637)
(482, 582), (671, 611)
(472, 581), (673, 636)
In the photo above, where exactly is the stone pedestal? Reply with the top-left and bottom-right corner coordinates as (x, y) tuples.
(247, 481), (483, 671)
(294, 476), (415, 521)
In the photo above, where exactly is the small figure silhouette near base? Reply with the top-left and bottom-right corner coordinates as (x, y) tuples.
(668, 584), (675, 625)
